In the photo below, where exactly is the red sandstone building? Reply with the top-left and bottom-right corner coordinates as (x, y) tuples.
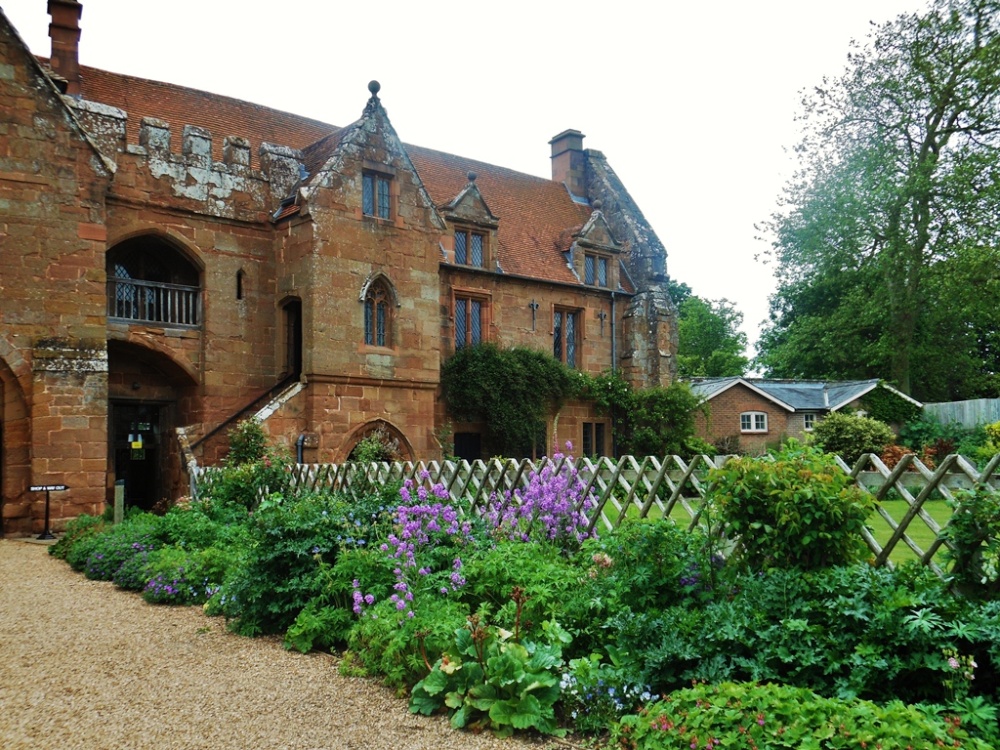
(0, 1), (678, 535)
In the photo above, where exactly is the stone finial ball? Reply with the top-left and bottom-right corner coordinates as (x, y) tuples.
(368, 80), (381, 96)
(467, 171), (477, 183)
(593, 199), (603, 210)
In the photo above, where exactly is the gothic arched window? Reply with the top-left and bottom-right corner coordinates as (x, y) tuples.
(364, 281), (391, 347)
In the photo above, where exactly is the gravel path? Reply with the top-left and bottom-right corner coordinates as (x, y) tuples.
(0, 539), (555, 750)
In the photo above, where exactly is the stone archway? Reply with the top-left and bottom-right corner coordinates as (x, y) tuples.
(107, 340), (198, 511)
(0, 354), (31, 536)
(342, 419), (414, 463)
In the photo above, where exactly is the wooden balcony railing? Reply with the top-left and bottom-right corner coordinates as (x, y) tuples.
(108, 277), (201, 327)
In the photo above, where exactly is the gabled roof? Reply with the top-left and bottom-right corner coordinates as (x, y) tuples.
(64, 63), (602, 288)
(688, 377), (922, 412)
(407, 145), (592, 284)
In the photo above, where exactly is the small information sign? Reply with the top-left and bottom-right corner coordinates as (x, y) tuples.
(29, 484), (69, 540)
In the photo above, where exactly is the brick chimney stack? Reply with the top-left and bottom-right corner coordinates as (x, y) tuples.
(48, 0), (82, 96)
(549, 129), (587, 200)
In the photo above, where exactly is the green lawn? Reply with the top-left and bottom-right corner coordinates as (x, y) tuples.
(599, 493), (955, 569)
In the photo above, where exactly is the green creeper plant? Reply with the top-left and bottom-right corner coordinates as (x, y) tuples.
(941, 487), (1000, 599)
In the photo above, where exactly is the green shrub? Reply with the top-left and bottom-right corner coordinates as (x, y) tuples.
(226, 417), (269, 465)
(942, 487), (1000, 599)
(409, 615), (570, 737)
(707, 442), (874, 570)
(811, 411), (895, 465)
(599, 564), (991, 706)
(611, 681), (992, 750)
(141, 546), (233, 605)
(462, 540), (583, 636)
(49, 514), (105, 560)
(348, 595), (471, 689)
(209, 489), (389, 636)
(579, 519), (719, 613)
(77, 513), (163, 580)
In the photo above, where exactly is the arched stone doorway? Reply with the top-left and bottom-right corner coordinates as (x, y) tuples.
(108, 341), (199, 511)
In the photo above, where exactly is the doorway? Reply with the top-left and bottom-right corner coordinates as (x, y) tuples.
(111, 402), (163, 511)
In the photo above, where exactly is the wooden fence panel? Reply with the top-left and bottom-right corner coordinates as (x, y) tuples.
(192, 453), (1000, 578)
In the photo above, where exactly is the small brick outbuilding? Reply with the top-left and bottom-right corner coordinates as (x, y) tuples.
(689, 377), (921, 454)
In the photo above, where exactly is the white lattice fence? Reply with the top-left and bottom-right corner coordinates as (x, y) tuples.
(192, 453), (1000, 575)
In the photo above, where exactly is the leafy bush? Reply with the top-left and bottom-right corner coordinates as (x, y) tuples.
(462, 540), (583, 638)
(811, 411), (895, 465)
(348, 594), (472, 689)
(226, 417), (269, 465)
(49, 514), (105, 560)
(707, 442), (874, 570)
(76, 513), (163, 580)
(349, 427), (402, 462)
(611, 681), (992, 750)
(209, 489), (392, 636)
(942, 488), (1000, 599)
(141, 546), (231, 605)
(578, 520), (719, 615)
(899, 415), (989, 463)
(599, 563), (994, 706)
(410, 614), (571, 737)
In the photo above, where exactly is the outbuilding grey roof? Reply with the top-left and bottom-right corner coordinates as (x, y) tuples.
(687, 377), (921, 412)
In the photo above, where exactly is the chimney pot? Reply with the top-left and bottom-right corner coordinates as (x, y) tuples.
(48, 1), (82, 96)
(549, 129), (587, 200)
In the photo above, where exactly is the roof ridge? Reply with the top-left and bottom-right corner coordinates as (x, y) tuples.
(75, 62), (340, 132)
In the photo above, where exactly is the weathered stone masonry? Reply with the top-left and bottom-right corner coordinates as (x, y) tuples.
(0, 2), (679, 535)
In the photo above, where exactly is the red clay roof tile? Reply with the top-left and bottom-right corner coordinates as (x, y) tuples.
(69, 64), (600, 288)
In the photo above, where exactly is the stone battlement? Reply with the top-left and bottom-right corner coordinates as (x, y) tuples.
(66, 97), (305, 219)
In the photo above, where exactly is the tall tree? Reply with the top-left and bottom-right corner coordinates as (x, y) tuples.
(758, 0), (1000, 398)
(676, 295), (749, 378)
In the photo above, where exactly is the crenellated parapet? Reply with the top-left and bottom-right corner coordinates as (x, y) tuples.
(64, 97), (307, 222)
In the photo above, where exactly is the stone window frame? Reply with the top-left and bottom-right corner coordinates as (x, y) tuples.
(362, 169), (393, 221)
(740, 411), (768, 434)
(553, 306), (582, 369)
(454, 226), (488, 268)
(452, 288), (491, 350)
(584, 253), (609, 288)
(359, 273), (400, 349)
(364, 281), (392, 348)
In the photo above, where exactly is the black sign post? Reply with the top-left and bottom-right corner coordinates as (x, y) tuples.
(29, 485), (68, 541)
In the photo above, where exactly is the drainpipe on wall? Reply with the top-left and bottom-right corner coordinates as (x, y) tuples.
(610, 292), (617, 372)
(296, 433), (306, 464)
(610, 291), (618, 457)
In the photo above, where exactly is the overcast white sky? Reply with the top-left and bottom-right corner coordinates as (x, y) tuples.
(2, 0), (924, 357)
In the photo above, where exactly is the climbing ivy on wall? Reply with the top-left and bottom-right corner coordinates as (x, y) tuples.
(440, 343), (580, 457)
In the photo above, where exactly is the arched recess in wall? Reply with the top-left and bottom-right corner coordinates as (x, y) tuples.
(107, 339), (199, 513)
(0, 352), (30, 536)
(107, 235), (202, 327)
(280, 297), (303, 379)
(341, 419), (414, 463)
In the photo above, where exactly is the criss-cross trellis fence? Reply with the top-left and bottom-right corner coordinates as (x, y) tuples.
(192, 453), (1000, 577)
